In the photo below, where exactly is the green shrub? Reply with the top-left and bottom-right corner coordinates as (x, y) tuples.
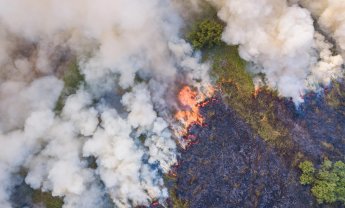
(325, 81), (345, 108)
(311, 181), (337, 204)
(299, 161), (315, 174)
(299, 160), (345, 205)
(187, 19), (224, 50)
(299, 161), (315, 185)
(169, 189), (189, 208)
(32, 190), (63, 208)
(54, 60), (84, 113)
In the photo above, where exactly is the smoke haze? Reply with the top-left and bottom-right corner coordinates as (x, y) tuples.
(0, 0), (345, 207)
(0, 0), (210, 207)
(206, 0), (344, 102)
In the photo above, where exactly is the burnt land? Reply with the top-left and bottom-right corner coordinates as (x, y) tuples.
(175, 91), (345, 208)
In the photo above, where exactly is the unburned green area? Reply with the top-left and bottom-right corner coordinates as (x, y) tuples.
(54, 60), (85, 113)
(325, 81), (345, 109)
(299, 160), (345, 205)
(32, 190), (64, 208)
(187, 19), (223, 50)
(187, 13), (289, 145)
(164, 174), (189, 208)
(205, 45), (289, 145)
(169, 189), (189, 208)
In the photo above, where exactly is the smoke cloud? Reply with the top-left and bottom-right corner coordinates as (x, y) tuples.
(1, 0), (345, 207)
(294, 0), (345, 57)
(206, 0), (344, 102)
(0, 0), (210, 207)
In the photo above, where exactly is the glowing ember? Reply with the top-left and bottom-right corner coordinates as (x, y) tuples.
(174, 85), (214, 140)
(253, 86), (261, 98)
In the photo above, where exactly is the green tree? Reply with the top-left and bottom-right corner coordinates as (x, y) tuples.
(187, 19), (224, 50)
(321, 159), (332, 171)
(311, 181), (337, 204)
(334, 161), (345, 177)
(299, 161), (315, 185)
(299, 160), (345, 205)
(334, 161), (345, 203)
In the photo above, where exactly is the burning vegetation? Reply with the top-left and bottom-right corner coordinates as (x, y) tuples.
(174, 89), (345, 207)
(169, 9), (345, 207)
(174, 85), (214, 147)
(175, 86), (204, 128)
(3, 0), (345, 208)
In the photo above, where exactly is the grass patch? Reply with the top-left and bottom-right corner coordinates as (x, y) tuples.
(54, 60), (84, 113)
(32, 190), (64, 208)
(169, 189), (189, 208)
(257, 115), (281, 141)
(163, 174), (189, 208)
(205, 44), (289, 143)
(325, 81), (345, 109)
(207, 45), (253, 98)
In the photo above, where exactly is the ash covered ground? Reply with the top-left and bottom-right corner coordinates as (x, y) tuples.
(175, 91), (345, 208)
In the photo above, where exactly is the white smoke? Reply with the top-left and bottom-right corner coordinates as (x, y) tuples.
(308, 32), (344, 89)
(206, 0), (344, 103)
(0, 75), (63, 207)
(0, 0), (211, 207)
(3, 0), (344, 207)
(294, 0), (345, 57)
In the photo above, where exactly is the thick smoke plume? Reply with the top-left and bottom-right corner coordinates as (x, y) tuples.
(0, 0), (210, 207)
(294, 0), (345, 56)
(1, 0), (345, 207)
(205, 0), (344, 102)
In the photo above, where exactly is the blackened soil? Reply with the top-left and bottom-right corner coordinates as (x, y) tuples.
(298, 93), (345, 162)
(175, 95), (345, 208)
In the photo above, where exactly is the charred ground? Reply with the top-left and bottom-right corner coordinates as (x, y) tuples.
(173, 88), (345, 208)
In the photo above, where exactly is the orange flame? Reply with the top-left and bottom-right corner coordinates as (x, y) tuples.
(253, 85), (261, 98)
(174, 85), (214, 138)
(176, 86), (203, 125)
